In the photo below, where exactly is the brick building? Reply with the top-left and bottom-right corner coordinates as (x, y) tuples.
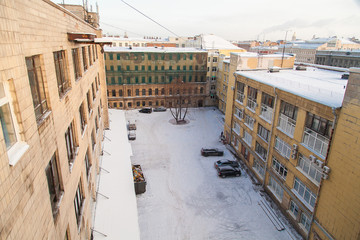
(225, 65), (348, 239)
(104, 47), (209, 109)
(0, 1), (108, 239)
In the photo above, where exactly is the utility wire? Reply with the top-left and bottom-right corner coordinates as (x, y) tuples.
(120, 0), (180, 38)
(100, 21), (143, 37)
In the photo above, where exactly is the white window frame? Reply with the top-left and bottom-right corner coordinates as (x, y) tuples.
(244, 114), (255, 130)
(268, 176), (284, 202)
(0, 82), (29, 166)
(233, 121), (241, 136)
(243, 130), (252, 147)
(272, 157), (288, 180)
(275, 136), (291, 159)
(253, 159), (265, 179)
(300, 212), (311, 232)
(297, 154), (322, 185)
(293, 177), (317, 210)
(234, 107), (244, 120)
(288, 200), (299, 219)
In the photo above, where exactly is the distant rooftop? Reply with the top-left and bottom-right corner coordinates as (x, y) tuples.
(231, 52), (294, 58)
(235, 67), (347, 108)
(101, 37), (152, 42)
(104, 46), (206, 53)
(200, 34), (242, 50)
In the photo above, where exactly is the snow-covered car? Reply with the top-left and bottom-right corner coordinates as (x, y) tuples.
(214, 159), (239, 168)
(153, 107), (166, 112)
(201, 148), (224, 157)
(216, 165), (241, 178)
(128, 132), (136, 140)
(139, 107), (152, 113)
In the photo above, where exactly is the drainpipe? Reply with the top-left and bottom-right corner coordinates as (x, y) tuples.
(307, 107), (339, 240)
(228, 72), (237, 145)
(262, 86), (278, 187)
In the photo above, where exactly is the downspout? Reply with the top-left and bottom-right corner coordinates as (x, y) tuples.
(307, 107), (338, 240)
(262, 86), (278, 187)
(228, 72), (237, 145)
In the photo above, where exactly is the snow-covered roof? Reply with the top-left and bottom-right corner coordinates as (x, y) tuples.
(104, 46), (206, 53)
(231, 52), (294, 58)
(338, 38), (359, 45)
(282, 43), (323, 50)
(223, 60), (230, 64)
(200, 34), (242, 50)
(235, 67), (347, 108)
(101, 37), (152, 42)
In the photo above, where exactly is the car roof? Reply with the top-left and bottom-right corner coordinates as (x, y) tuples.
(218, 165), (236, 170)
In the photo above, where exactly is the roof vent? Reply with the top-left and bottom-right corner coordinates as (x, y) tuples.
(341, 73), (349, 79)
(296, 65), (307, 71)
(269, 67), (280, 73)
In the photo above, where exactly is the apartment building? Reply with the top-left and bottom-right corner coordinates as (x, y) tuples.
(225, 66), (347, 239)
(104, 47), (208, 109)
(310, 68), (360, 240)
(216, 56), (230, 113)
(315, 50), (360, 68)
(0, 1), (108, 239)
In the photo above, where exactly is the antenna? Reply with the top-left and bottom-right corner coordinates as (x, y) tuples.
(281, 30), (291, 68)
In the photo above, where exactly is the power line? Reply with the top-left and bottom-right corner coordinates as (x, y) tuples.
(100, 21), (144, 37)
(120, 0), (180, 38)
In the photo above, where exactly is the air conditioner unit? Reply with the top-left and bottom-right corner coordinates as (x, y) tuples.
(292, 144), (298, 150)
(309, 155), (317, 163)
(316, 159), (324, 168)
(323, 166), (331, 174)
(322, 173), (329, 180)
(291, 153), (297, 159)
(291, 148), (298, 155)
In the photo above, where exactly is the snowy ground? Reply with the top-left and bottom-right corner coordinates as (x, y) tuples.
(126, 108), (300, 240)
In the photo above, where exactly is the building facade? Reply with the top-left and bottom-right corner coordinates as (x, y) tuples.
(0, 1), (108, 239)
(309, 68), (360, 240)
(225, 66), (347, 239)
(104, 47), (208, 109)
(315, 50), (360, 68)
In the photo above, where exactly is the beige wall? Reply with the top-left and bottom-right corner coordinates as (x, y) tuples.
(0, 1), (108, 239)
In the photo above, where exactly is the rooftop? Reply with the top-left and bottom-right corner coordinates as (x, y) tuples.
(200, 34), (242, 50)
(235, 67), (347, 108)
(231, 52), (294, 58)
(104, 46), (206, 53)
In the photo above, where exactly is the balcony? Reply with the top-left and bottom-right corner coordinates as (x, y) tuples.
(247, 98), (257, 112)
(278, 114), (296, 137)
(302, 127), (329, 158)
(236, 92), (245, 104)
(260, 104), (273, 123)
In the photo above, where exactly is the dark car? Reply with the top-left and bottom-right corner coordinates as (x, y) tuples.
(139, 108), (152, 113)
(201, 148), (224, 157)
(217, 165), (241, 178)
(214, 159), (239, 168)
(153, 107), (166, 112)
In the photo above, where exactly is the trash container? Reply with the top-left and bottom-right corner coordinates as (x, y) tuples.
(132, 164), (146, 194)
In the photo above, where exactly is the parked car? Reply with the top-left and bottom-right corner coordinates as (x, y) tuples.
(153, 106), (166, 112)
(216, 165), (241, 178)
(139, 108), (152, 113)
(214, 159), (239, 168)
(201, 148), (224, 157)
(128, 132), (136, 140)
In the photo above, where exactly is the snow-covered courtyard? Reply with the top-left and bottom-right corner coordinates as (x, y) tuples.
(126, 108), (300, 240)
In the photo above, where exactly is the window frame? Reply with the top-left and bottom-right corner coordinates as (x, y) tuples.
(53, 50), (70, 97)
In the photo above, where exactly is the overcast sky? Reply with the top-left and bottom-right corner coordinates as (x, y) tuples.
(59, 0), (360, 41)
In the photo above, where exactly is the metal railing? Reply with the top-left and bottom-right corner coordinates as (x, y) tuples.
(302, 127), (329, 158)
(278, 114), (296, 137)
(260, 104), (273, 123)
(247, 98), (257, 111)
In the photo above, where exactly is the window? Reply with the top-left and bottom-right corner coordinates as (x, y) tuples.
(149, 89), (152, 96)
(74, 181), (84, 227)
(236, 82), (245, 103)
(255, 142), (267, 161)
(0, 93), (17, 150)
(142, 89), (146, 96)
(65, 121), (77, 166)
(243, 130), (252, 146)
(155, 88), (159, 95)
(95, 115), (99, 132)
(233, 122), (241, 135)
(289, 200), (299, 218)
(161, 88), (165, 95)
(241, 145), (250, 161)
(45, 153), (63, 217)
(247, 86), (257, 111)
(253, 159), (265, 178)
(257, 124), (270, 142)
(71, 48), (81, 80)
(300, 213), (311, 232)
(177, 66), (180, 70)
(79, 103), (87, 134)
(91, 129), (96, 151)
(54, 50), (70, 96)
(91, 83), (96, 101)
(293, 177), (317, 209)
(117, 65), (121, 71)
(280, 101), (298, 120)
(127, 89), (131, 96)
(109, 53), (113, 60)
(87, 91), (92, 114)
(212, 67), (217, 72)
(213, 57), (217, 62)
(26, 55), (49, 122)
(274, 136), (291, 159)
(244, 114), (255, 130)
(88, 46), (92, 66)
(117, 54), (120, 60)
(82, 47), (88, 71)
(268, 177), (284, 201)
(84, 149), (91, 180)
(148, 66), (151, 71)
(260, 92), (274, 122)
(298, 154), (322, 184)
(272, 157), (288, 179)
(136, 89), (139, 96)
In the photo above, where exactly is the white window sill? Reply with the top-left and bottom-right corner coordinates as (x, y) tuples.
(8, 141), (29, 166)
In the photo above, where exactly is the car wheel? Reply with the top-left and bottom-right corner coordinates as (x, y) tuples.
(236, 173), (240, 177)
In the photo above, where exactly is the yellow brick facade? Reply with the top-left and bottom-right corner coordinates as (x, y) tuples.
(310, 68), (360, 240)
(225, 68), (338, 239)
(0, 1), (108, 239)
(105, 49), (208, 108)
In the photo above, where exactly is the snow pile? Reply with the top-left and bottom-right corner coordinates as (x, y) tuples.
(201, 34), (242, 50)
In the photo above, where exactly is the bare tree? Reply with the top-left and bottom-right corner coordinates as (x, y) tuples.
(169, 79), (190, 124)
